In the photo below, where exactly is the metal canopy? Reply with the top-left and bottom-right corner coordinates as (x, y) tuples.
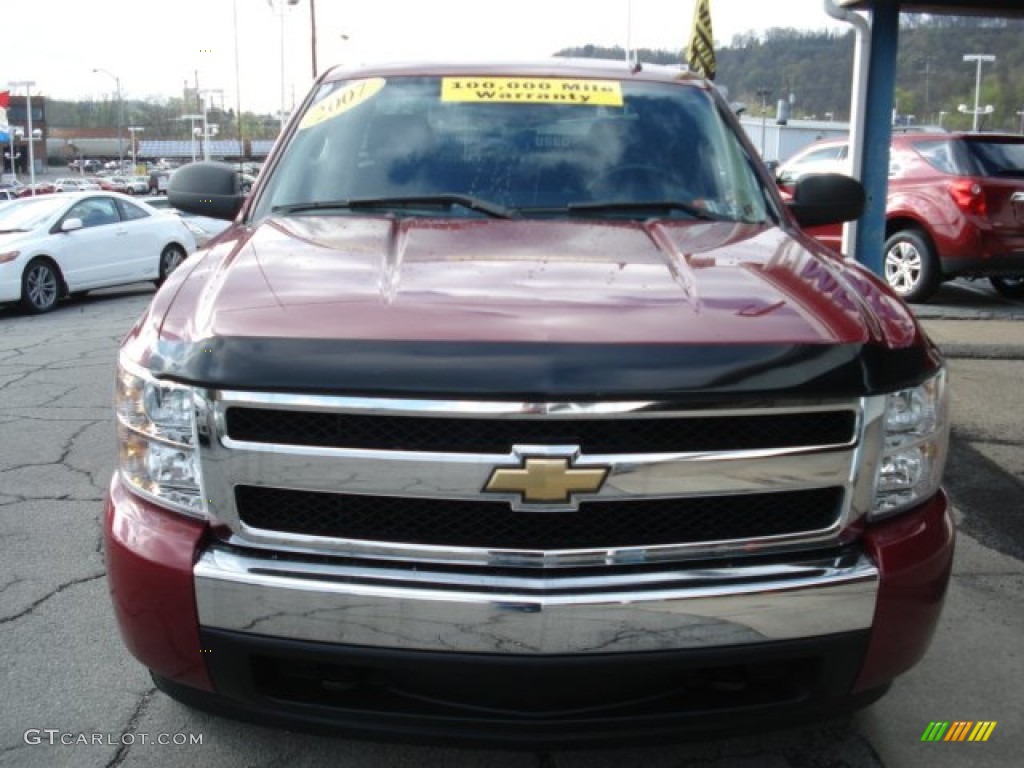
(840, 0), (1024, 14)
(826, 0), (1022, 277)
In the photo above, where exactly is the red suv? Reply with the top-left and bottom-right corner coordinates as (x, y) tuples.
(778, 131), (1024, 302)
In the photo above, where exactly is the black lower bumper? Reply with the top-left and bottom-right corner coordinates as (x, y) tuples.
(153, 628), (886, 748)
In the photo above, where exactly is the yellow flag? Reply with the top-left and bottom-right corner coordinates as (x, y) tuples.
(687, 0), (716, 80)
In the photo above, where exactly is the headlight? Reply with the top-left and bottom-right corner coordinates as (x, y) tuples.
(115, 356), (206, 518)
(870, 368), (949, 520)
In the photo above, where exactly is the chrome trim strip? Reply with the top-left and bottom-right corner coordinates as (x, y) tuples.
(214, 390), (861, 420)
(194, 545), (879, 654)
(211, 443), (855, 503)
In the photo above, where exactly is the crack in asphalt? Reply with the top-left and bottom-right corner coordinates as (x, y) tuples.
(0, 413), (108, 421)
(59, 420), (101, 463)
(0, 349), (115, 395)
(0, 571), (105, 626)
(0, 493), (104, 504)
(0, 419), (111, 497)
(104, 687), (157, 768)
(0, 577), (26, 594)
(0, 368), (44, 392)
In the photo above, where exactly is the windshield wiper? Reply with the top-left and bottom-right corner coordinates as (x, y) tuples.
(273, 194), (514, 219)
(566, 200), (731, 221)
(0, 228), (29, 234)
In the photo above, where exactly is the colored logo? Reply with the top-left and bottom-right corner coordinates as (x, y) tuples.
(921, 721), (997, 742)
(484, 454), (608, 508)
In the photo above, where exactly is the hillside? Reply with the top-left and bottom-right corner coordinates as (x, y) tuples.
(557, 14), (1024, 133)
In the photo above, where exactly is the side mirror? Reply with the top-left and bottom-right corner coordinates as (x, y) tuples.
(786, 173), (865, 229)
(168, 161), (247, 221)
(60, 217), (83, 233)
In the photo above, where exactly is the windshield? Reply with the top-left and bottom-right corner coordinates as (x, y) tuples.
(254, 75), (771, 223)
(0, 196), (65, 231)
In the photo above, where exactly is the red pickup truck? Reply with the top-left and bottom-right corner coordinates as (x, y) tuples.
(105, 59), (953, 747)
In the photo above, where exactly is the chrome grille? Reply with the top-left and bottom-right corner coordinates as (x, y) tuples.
(199, 393), (872, 567)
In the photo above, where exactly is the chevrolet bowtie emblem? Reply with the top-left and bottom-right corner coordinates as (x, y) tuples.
(484, 457), (609, 506)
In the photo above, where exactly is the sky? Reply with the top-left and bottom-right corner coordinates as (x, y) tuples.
(2, 0), (851, 118)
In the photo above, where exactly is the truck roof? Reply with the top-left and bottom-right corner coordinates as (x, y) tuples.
(319, 58), (709, 87)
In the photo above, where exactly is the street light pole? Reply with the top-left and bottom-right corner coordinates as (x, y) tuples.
(198, 90), (224, 162)
(180, 114), (203, 163)
(201, 97), (211, 162)
(8, 80), (36, 193)
(756, 88), (772, 157)
(92, 68), (124, 169)
(963, 54), (995, 133)
(127, 126), (144, 170)
(310, 0), (318, 79)
(7, 130), (17, 183)
(270, 0), (300, 131)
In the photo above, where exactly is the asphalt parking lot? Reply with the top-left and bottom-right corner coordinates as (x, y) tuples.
(1, 280), (1022, 767)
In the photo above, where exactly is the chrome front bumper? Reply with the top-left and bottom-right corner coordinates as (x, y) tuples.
(195, 545), (878, 655)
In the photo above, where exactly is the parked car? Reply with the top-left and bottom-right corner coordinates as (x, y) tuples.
(142, 195), (231, 247)
(0, 180), (25, 196)
(69, 159), (103, 173)
(778, 131), (1024, 301)
(15, 182), (56, 197)
(53, 177), (101, 193)
(95, 176), (130, 193)
(0, 189), (17, 203)
(105, 59), (953, 747)
(0, 191), (197, 313)
(125, 175), (150, 195)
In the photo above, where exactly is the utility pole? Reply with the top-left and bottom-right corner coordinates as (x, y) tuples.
(92, 69), (124, 170)
(918, 57), (933, 122)
(756, 88), (772, 157)
(310, 0), (318, 79)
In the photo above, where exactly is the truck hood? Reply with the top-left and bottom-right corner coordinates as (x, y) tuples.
(138, 216), (935, 398)
(165, 216), (917, 344)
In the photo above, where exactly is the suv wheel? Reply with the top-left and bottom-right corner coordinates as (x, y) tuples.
(989, 276), (1024, 300)
(883, 229), (939, 303)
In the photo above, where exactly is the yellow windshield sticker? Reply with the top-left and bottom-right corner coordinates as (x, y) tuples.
(299, 77), (386, 130)
(441, 78), (623, 107)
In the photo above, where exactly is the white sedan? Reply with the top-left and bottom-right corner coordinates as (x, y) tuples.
(0, 192), (197, 313)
